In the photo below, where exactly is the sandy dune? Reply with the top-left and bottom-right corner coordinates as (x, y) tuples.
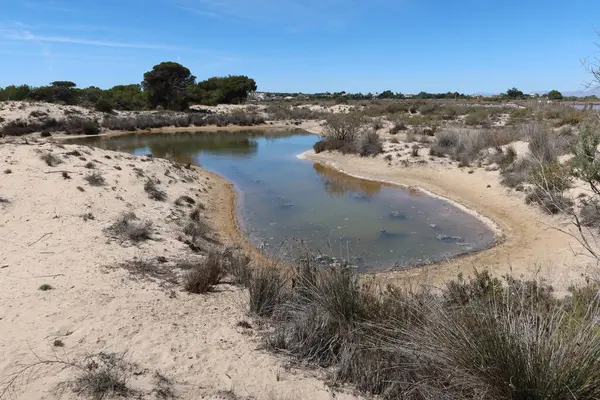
(0, 139), (359, 400)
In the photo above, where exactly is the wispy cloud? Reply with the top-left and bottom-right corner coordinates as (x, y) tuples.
(176, 0), (365, 31)
(6, 31), (183, 51)
(178, 6), (219, 18)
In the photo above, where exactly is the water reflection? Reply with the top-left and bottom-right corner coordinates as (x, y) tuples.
(313, 162), (382, 198)
(71, 130), (495, 271)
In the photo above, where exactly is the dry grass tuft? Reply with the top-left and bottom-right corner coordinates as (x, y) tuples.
(40, 152), (63, 167)
(105, 212), (152, 243)
(184, 250), (227, 294)
(85, 172), (106, 186)
(144, 179), (167, 201)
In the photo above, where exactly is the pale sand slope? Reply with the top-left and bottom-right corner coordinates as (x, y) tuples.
(0, 141), (359, 400)
(300, 150), (595, 292)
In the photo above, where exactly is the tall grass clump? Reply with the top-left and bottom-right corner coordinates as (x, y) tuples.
(526, 123), (559, 164)
(313, 113), (382, 157)
(248, 258), (600, 399)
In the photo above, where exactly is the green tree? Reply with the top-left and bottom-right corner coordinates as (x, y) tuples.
(506, 87), (524, 99)
(547, 90), (563, 100)
(194, 75), (257, 105)
(0, 85), (32, 101)
(50, 81), (77, 104)
(142, 62), (196, 110)
(105, 84), (147, 110)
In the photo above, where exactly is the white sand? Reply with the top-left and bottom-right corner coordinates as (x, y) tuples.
(0, 139), (359, 400)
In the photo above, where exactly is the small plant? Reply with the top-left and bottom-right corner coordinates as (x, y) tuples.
(184, 219), (211, 241)
(248, 267), (287, 317)
(85, 161), (96, 169)
(144, 179), (167, 201)
(40, 152), (63, 167)
(38, 284), (53, 291)
(81, 212), (95, 221)
(411, 144), (420, 157)
(62, 171), (71, 180)
(4, 169), (11, 174)
(175, 195), (195, 206)
(77, 186), (85, 192)
(184, 251), (227, 294)
(85, 172), (106, 186)
(106, 212), (152, 243)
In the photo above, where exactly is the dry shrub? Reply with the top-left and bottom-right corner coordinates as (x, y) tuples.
(526, 123), (559, 164)
(525, 187), (574, 214)
(389, 119), (407, 134)
(183, 219), (211, 241)
(40, 152), (62, 167)
(580, 201), (600, 228)
(500, 157), (534, 188)
(85, 172), (106, 186)
(252, 261), (600, 400)
(184, 250), (227, 294)
(464, 108), (491, 127)
(323, 113), (365, 142)
(411, 144), (420, 157)
(144, 179), (167, 201)
(357, 130), (383, 157)
(249, 267), (288, 317)
(106, 212), (152, 242)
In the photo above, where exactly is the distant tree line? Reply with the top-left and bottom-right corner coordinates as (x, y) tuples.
(0, 62), (257, 111)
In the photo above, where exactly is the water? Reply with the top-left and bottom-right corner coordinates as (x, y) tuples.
(74, 131), (495, 272)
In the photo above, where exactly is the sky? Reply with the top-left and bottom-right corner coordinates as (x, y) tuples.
(0, 0), (599, 94)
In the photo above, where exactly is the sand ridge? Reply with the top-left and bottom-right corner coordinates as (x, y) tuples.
(0, 139), (359, 400)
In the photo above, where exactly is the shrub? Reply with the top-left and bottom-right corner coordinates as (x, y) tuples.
(40, 152), (63, 167)
(249, 267), (287, 317)
(323, 113), (365, 142)
(580, 201), (600, 228)
(525, 187), (574, 214)
(85, 172), (106, 186)
(183, 219), (211, 241)
(144, 179), (167, 201)
(38, 284), (53, 291)
(65, 117), (101, 135)
(389, 119), (407, 134)
(528, 162), (572, 192)
(464, 108), (490, 127)
(184, 250), (227, 294)
(411, 144), (419, 157)
(1, 120), (42, 136)
(106, 212), (153, 242)
(357, 130), (383, 157)
(500, 157), (534, 188)
(222, 249), (252, 287)
(252, 258), (600, 400)
(95, 98), (115, 113)
(68, 352), (133, 399)
(527, 124), (558, 164)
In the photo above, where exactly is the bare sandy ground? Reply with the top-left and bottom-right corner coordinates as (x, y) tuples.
(300, 149), (595, 292)
(0, 140), (359, 400)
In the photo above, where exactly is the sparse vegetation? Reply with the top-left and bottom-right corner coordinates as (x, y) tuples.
(144, 179), (167, 201)
(40, 152), (62, 167)
(38, 284), (53, 291)
(105, 212), (152, 243)
(245, 257), (600, 400)
(84, 172), (106, 186)
(184, 250), (227, 294)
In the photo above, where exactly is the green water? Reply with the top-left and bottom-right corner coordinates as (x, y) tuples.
(74, 131), (494, 272)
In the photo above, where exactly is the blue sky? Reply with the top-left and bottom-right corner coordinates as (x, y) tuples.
(0, 0), (599, 94)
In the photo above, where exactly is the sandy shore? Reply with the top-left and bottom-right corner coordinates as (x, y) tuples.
(0, 140), (359, 400)
(300, 150), (594, 292)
